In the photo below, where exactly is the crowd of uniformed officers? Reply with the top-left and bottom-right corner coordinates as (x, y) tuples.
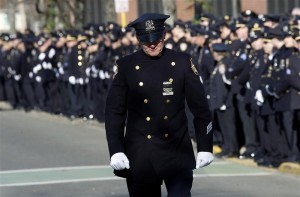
(0, 10), (299, 168)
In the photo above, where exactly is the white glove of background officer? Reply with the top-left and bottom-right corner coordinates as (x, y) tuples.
(110, 152), (130, 170)
(196, 152), (214, 169)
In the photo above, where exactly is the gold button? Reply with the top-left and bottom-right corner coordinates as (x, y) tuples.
(147, 135), (152, 139)
(135, 65), (140, 70)
(78, 50), (82, 54)
(78, 56), (83, 60)
(169, 78), (173, 83)
(139, 82), (144, 86)
(165, 133), (169, 138)
(78, 62), (82, 66)
(171, 62), (175, 66)
(146, 117), (151, 121)
(144, 99), (148, 104)
(78, 45), (82, 49)
(166, 99), (170, 103)
(164, 116), (168, 120)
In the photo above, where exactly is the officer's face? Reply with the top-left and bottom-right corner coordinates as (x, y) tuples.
(236, 27), (249, 40)
(220, 26), (231, 39)
(284, 36), (296, 48)
(140, 34), (165, 57)
(263, 41), (274, 54)
(251, 38), (263, 51)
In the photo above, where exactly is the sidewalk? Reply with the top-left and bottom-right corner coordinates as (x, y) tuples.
(213, 145), (300, 176)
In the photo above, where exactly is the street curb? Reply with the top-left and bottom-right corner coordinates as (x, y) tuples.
(213, 145), (222, 154)
(278, 162), (300, 175)
(223, 158), (300, 175)
(0, 101), (12, 110)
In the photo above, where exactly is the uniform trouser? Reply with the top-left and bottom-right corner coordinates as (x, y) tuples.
(96, 79), (110, 122)
(68, 84), (85, 116)
(126, 170), (193, 197)
(4, 78), (17, 107)
(12, 80), (24, 107)
(216, 107), (239, 153)
(58, 80), (70, 115)
(279, 111), (299, 162)
(295, 110), (300, 159)
(0, 76), (5, 100)
(22, 77), (37, 109)
(236, 98), (258, 153)
(34, 81), (46, 109)
(253, 110), (264, 154)
(44, 80), (60, 113)
(262, 114), (285, 164)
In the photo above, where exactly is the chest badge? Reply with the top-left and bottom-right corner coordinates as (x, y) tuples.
(163, 81), (174, 96)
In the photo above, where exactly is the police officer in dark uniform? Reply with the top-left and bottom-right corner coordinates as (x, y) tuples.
(261, 25), (289, 166)
(105, 13), (213, 197)
(226, 18), (258, 158)
(272, 22), (300, 162)
(209, 43), (240, 158)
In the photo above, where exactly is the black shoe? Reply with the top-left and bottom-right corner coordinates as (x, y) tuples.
(215, 151), (228, 158)
(216, 151), (239, 159)
(223, 152), (240, 158)
(257, 160), (274, 168)
(239, 151), (256, 159)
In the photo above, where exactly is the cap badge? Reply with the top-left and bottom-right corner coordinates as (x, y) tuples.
(145, 20), (155, 32)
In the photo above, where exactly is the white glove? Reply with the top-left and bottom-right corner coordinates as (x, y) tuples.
(14, 75), (21, 81)
(255, 89), (264, 104)
(105, 71), (111, 79)
(33, 64), (42, 74)
(219, 105), (227, 111)
(48, 48), (56, 58)
(246, 81), (251, 89)
(218, 64), (225, 74)
(35, 76), (42, 82)
(77, 78), (84, 85)
(42, 62), (48, 69)
(68, 76), (76, 84)
(85, 67), (91, 76)
(38, 53), (46, 61)
(110, 152), (130, 170)
(196, 152), (213, 169)
(58, 67), (64, 75)
(99, 70), (105, 79)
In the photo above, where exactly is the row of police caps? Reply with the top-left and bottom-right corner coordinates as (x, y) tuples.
(1, 10), (300, 46)
(0, 21), (131, 47)
(174, 10), (300, 41)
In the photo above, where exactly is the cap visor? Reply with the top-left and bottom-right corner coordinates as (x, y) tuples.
(138, 31), (164, 43)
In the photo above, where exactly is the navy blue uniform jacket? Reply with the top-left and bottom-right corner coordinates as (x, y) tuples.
(105, 48), (212, 183)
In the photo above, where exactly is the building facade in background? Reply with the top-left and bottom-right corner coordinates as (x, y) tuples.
(1, 0), (300, 33)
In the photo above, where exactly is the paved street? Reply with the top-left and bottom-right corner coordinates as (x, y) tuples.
(0, 108), (299, 197)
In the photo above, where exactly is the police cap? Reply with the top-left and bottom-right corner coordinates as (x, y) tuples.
(127, 13), (170, 43)
(212, 43), (229, 52)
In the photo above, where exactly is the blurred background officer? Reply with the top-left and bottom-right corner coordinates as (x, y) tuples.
(105, 13), (213, 197)
(210, 43), (240, 158)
